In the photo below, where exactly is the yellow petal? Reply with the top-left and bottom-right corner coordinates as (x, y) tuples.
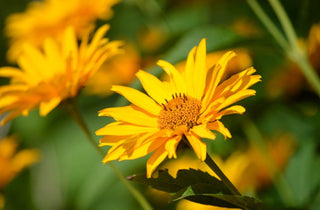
(165, 135), (181, 159)
(19, 44), (47, 81)
(0, 67), (27, 82)
(102, 143), (126, 163)
(0, 96), (18, 109)
(146, 144), (168, 178)
(215, 105), (246, 119)
(39, 97), (61, 116)
(12, 149), (40, 171)
(208, 120), (231, 139)
(136, 70), (172, 104)
(120, 136), (166, 161)
(191, 124), (217, 140)
(157, 60), (186, 94)
(185, 132), (207, 161)
(87, 24), (110, 58)
(99, 135), (129, 146)
(99, 105), (158, 127)
(214, 67), (260, 99)
(216, 89), (256, 111)
(62, 26), (78, 65)
(111, 85), (161, 115)
(202, 51), (236, 109)
(185, 47), (196, 97)
(96, 123), (158, 136)
(193, 38), (207, 99)
(1, 110), (24, 126)
(0, 85), (27, 95)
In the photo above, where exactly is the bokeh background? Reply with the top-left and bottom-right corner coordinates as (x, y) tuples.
(0, 0), (320, 209)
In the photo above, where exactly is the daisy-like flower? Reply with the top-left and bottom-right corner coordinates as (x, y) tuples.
(0, 25), (122, 125)
(96, 39), (261, 178)
(5, 0), (119, 62)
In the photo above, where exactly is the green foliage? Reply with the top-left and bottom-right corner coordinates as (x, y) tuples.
(130, 169), (262, 209)
(174, 186), (262, 209)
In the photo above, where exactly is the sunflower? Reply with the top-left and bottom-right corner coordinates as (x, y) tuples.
(0, 25), (122, 125)
(96, 39), (261, 178)
(5, 0), (119, 62)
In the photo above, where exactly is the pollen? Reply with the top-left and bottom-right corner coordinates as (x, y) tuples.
(158, 93), (202, 129)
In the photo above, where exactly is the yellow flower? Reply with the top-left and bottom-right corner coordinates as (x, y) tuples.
(231, 18), (261, 38)
(0, 136), (39, 209)
(0, 25), (122, 125)
(96, 39), (261, 178)
(0, 136), (40, 189)
(5, 0), (119, 62)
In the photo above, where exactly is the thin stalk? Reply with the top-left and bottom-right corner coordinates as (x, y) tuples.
(182, 136), (240, 196)
(243, 118), (297, 207)
(247, 0), (320, 97)
(267, 0), (299, 52)
(246, 0), (290, 50)
(293, 53), (320, 97)
(205, 153), (241, 196)
(267, 0), (320, 97)
(61, 99), (153, 210)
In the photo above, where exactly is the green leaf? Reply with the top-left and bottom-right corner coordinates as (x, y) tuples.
(285, 140), (320, 206)
(128, 168), (231, 194)
(174, 186), (263, 210)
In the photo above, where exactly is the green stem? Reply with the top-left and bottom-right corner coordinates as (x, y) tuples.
(267, 0), (299, 52)
(247, 0), (320, 97)
(293, 53), (320, 97)
(243, 118), (297, 207)
(267, 0), (320, 97)
(181, 136), (240, 196)
(61, 98), (153, 210)
(246, 0), (290, 50)
(204, 153), (241, 196)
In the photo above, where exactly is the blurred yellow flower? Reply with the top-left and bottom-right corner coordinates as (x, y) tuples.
(96, 39), (261, 178)
(231, 18), (261, 38)
(0, 25), (122, 125)
(0, 136), (40, 208)
(138, 26), (168, 53)
(85, 44), (140, 96)
(308, 23), (320, 71)
(5, 0), (119, 62)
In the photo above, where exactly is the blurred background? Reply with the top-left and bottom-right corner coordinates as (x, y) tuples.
(0, 0), (320, 209)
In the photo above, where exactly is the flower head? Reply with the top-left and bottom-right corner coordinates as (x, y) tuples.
(5, 0), (119, 62)
(0, 25), (122, 125)
(96, 39), (261, 178)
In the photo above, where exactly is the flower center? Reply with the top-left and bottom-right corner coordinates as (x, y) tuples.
(158, 93), (202, 129)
